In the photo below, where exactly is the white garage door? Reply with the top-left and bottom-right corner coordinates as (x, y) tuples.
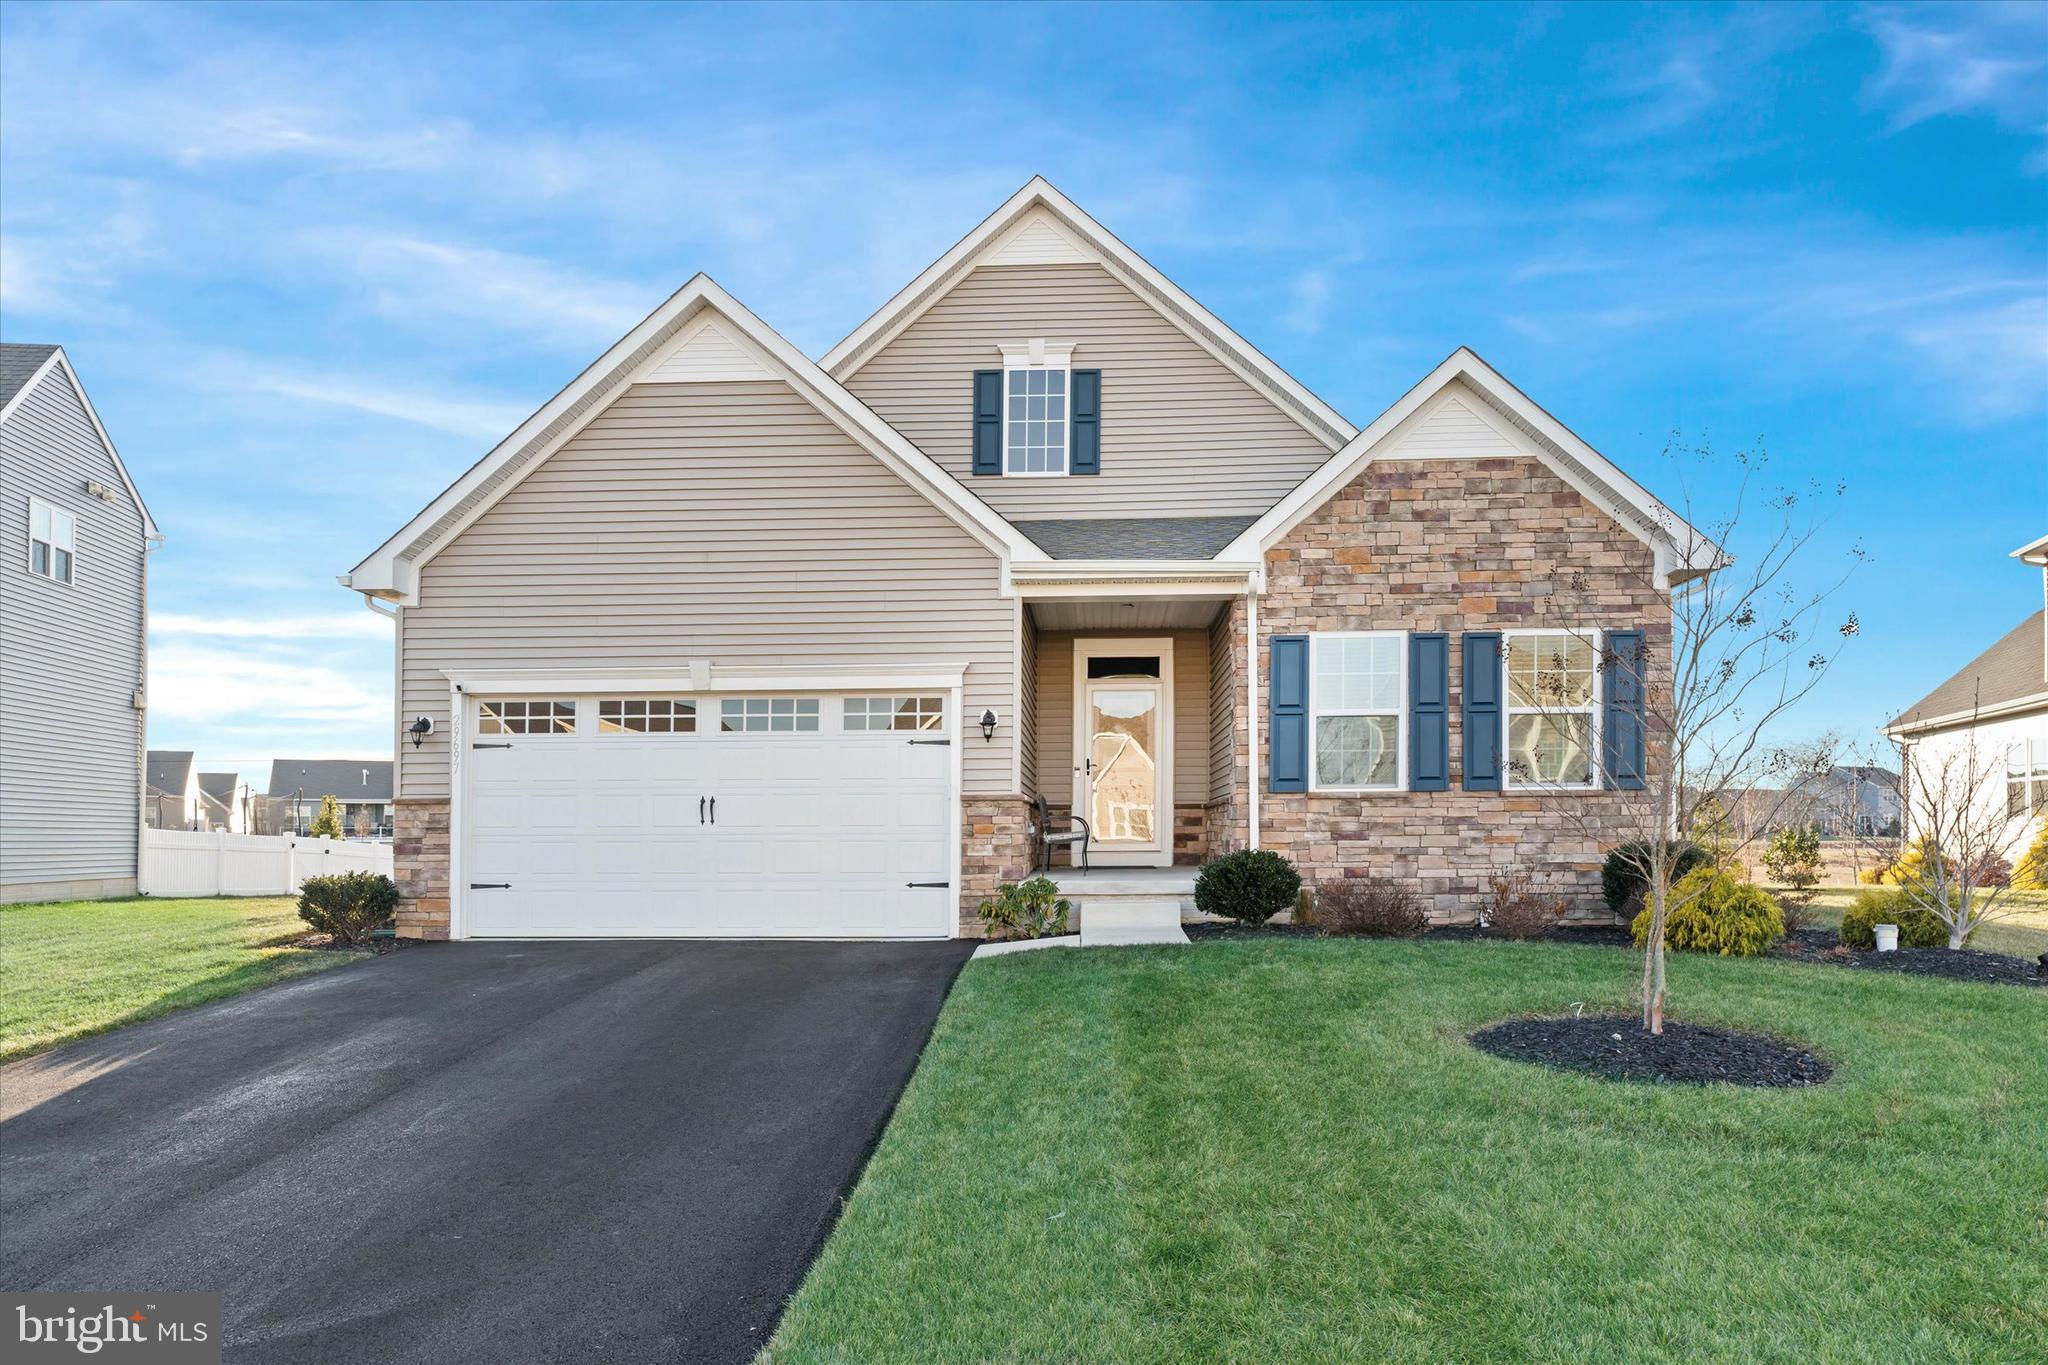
(460, 693), (955, 938)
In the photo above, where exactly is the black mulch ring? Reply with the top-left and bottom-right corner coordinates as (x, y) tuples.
(1470, 1014), (1832, 1088)
(280, 932), (415, 956)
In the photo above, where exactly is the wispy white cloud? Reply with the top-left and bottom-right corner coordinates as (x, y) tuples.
(1861, 2), (2048, 140)
(184, 353), (528, 440)
(1281, 269), (1331, 335)
(150, 641), (388, 728)
(154, 612), (392, 642)
(293, 229), (657, 347)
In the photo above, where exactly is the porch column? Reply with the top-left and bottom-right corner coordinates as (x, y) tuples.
(1246, 586), (1259, 850)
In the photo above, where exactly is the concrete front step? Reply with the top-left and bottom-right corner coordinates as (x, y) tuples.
(1075, 894), (1189, 947)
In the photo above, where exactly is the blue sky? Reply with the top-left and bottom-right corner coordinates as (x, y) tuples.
(3, 0), (2043, 781)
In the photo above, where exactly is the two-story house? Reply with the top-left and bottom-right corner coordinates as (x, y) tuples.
(265, 759), (396, 838)
(1, 344), (158, 903)
(344, 180), (1713, 940)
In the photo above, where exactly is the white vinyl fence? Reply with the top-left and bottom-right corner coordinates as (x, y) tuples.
(141, 828), (393, 898)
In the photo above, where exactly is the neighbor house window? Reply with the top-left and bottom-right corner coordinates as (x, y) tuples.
(720, 697), (820, 733)
(844, 696), (944, 732)
(1005, 366), (1068, 475)
(27, 497), (75, 584)
(478, 700), (575, 734)
(2007, 739), (2048, 819)
(1504, 630), (1600, 789)
(1310, 633), (1404, 790)
(599, 699), (696, 734)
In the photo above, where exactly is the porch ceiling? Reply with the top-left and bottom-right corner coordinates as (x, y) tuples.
(1029, 598), (1226, 631)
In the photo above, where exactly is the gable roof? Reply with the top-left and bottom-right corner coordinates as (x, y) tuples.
(0, 343), (159, 539)
(1218, 348), (1721, 583)
(344, 276), (1045, 602)
(198, 772), (240, 805)
(820, 177), (1356, 452)
(1886, 610), (2047, 737)
(266, 759), (394, 801)
(1014, 516), (1257, 560)
(146, 750), (195, 796)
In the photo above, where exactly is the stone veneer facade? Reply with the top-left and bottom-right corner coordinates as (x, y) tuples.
(960, 795), (1035, 936)
(392, 798), (452, 940)
(1256, 457), (1669, 923)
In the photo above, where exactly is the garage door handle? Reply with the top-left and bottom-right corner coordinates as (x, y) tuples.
(708, 797), (715, 824)
(907, 738), (951, 746)
(472, 742), (512, 750)
(907, 881), (950, 888)
(469, 882), (510, 890)
(699, 796), (705, 825)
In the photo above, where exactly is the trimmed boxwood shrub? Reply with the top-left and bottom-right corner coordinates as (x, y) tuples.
(1839, 887), (1957, 950)
(1602, 840), (1713, 915)
(1195, 849), (1302, 925)
(1631, 866), (1783, 956)
(297, 871), (398, 946)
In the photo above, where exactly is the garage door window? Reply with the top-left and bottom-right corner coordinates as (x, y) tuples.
(720, 697), (820, 733)
(844, 695), (945, 732)
(600, 698), (696, 734)
(478, 700), (575, 734)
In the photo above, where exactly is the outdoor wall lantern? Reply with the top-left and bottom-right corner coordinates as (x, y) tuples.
(980, 709), (998, 742)
(408, 716), (435, 749)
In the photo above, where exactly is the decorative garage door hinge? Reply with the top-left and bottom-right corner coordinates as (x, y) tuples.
(469, 882), (510, 889)
(906, 738), (951, 745)
(472, 742), (513, 749)
(906, 881), (950, 888)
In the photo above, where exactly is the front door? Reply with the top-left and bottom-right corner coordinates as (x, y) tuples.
(1083, 677), (1164, 857)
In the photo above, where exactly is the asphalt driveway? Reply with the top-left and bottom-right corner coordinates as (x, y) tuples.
(0, 938), (976, 1363)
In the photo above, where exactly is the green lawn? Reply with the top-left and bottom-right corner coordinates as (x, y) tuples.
(766, 938), (2048, 1364)
(0, 896), (357, 1064)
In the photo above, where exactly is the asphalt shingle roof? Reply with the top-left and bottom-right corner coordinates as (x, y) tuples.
(265, 759), (395, 801)
(1888, 609), (2046, 732)
(145, 750), (194, 796)
(0, 343), (59, 409)
(1010, 515), (1258, 560)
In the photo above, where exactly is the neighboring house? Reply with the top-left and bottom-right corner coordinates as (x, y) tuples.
(198, 772), (251, 834)
(1884, 534), (2048, 852)
(344, 178), (1714, 940)
(0, 344), (158, 902)
(1722, 765), (1900, 841)
(145, 750), (203, 831)
(265, 759), (395, 838)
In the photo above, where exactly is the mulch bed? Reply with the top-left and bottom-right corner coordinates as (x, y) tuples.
(280, 932), (414, 957)
(1471, 1014), (1833, 1088)
(1185, 921), (1323, 941)
(1775, 933), (2046, 988)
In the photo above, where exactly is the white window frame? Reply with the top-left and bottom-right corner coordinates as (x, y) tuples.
(999, 340), (1074, 479)
(27, 496), (76, 585)
(1501, 628), (1604, 792)
(2007, 738), (2048, 820)
(1309, 631), (1408, 793)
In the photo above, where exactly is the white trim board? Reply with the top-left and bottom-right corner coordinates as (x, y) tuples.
(1070, 636), (1175, 868)
(344, 276), (1046, 603)
(1221, 348), (1722, 585)
(820, 178), (1357, 452)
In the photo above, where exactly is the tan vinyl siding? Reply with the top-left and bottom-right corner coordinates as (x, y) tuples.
(400, 380), (1014, 799)
(0, 366), (147, 892)
(1032, 628), (1210, 805)
(845, 264), (1334, 520)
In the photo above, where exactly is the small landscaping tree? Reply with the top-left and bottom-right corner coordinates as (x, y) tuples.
(1759, 823), (1823, 933)
(1512, 440), (1857, 1032)
(307, 794), (345, 840)
(1854, 706), (2032, 950)
(351, 806), (374, 839)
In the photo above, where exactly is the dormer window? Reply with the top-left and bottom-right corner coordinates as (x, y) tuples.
(1001, 342), (1073, 477)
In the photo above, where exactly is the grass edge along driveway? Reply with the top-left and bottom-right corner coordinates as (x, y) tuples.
(764, 937), (2048, 1364)
(0, 896), (354, 1064)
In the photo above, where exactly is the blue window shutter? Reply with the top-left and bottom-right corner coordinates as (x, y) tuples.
(1409, 633), (1450, 791)
(1269, 635), (1308, 793)
(1069, 369), (1101, 475)
(1462, 632), (1502, 791)
(972, 370), (1002, 476)
(1603, 629), (1647, 790)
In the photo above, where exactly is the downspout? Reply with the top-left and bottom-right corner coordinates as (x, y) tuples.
(1246, 585), (1259, 851)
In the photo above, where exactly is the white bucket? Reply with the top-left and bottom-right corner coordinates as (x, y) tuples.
(1874, 923), (1899, 953)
